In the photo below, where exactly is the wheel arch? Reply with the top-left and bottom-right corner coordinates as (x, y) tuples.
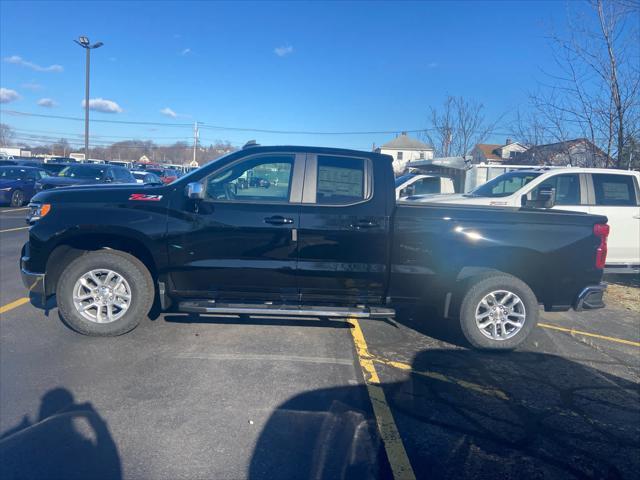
(45, 232), (157, 297)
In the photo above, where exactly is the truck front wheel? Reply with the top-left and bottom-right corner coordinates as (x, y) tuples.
(56, 250), (154, 336)
(458, 274), (538, 350)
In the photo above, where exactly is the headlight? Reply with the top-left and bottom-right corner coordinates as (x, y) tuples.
(0, 187), (11, 191)
(27, 203), (52, 223)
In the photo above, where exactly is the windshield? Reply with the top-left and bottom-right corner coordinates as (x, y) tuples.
(469, 171), (541, 198)
(175, 151), (234, 184)
(395, 174), (415, 187)
(0, 167), (29, 180)
(58, 165), (106, 180)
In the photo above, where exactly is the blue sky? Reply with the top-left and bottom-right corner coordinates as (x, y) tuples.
(0, 1), (585, 151)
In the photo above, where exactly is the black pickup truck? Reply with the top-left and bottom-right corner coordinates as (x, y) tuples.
(21, 145), (609, 349)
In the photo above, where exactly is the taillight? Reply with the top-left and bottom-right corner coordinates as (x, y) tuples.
(594, 223), (610, 269)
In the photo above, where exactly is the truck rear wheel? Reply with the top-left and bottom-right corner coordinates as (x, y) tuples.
(458, 273), (538, 350)
(56, 250), (154, 336)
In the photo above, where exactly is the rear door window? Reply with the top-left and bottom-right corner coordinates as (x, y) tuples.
(316, 156), (367, 205)
(531, 174), (581, 205)
(592, 174), (638, 206)
(413, 177), (441, 194)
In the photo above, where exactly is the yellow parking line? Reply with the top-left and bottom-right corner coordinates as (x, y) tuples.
(538, 322), (640, 347)
(371, 356), (509, 401)
(0, 226), (29, 233)
(348, 318), (416, 480)
(0, 297), (29, 315)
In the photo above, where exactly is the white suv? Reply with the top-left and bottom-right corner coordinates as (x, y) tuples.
(410, 168), (640, 273)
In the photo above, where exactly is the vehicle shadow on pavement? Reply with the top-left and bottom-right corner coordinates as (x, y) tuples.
(395, 304), (471, 348)
(249, 349), (639, 480)
(164, 313), (352, 329)
(0, 388), (122, 480)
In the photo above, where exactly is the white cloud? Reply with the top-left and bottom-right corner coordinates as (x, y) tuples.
(37, 98), (57, 108)
(160, 107), (177, 118)
(21, 82), (43, 91)
(0, 88), (20, 104)
(4, 55), (63, 72)
(81, 98), (123, 113)
(181, 48), (191, 55)
(274, 45), (294, 57)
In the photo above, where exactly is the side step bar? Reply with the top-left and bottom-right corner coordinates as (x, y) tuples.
(177, 301), (395, 319)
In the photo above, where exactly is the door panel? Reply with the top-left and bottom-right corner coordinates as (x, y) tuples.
(296, 154), (391, 304)
(166, 153), (301, 302)
(588, 173), (640, 265)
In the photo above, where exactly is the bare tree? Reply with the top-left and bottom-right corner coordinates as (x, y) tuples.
(528, 0), (639, 167)
(425, 96), (497, 157)
(0, 123), (15, 147)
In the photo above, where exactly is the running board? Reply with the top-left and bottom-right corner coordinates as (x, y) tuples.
(177, 301), (395, 319)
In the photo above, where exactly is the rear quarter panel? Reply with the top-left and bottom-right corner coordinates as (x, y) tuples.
(390, 203), (606, 310)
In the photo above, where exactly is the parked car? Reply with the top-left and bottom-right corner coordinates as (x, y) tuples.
(22, 146), (609, 350)
(395, 173), (455, 199)
(39, 162), (73, 176)
(407, 167), (640, 274)
(145, 168), (179, 184)
(0, 158), (45, 168)
(0, 166), (49, 207)
(131, 170), (163, 185)
(37, 164), (136, 190)
(249, 176), (271, 188)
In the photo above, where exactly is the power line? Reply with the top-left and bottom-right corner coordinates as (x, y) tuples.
(2, 108), (617, 143)
(2, 110), (193, 128)
(2, 109), (424, 135)
(12, 127), (193, 141)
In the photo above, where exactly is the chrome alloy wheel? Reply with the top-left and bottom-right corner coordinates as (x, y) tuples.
(72, 269), (132, 324)
(475, 290), (526, 341)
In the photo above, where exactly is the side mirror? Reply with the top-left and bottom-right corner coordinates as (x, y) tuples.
(524, 185), (556, 209)
(186, 182), (205, 200)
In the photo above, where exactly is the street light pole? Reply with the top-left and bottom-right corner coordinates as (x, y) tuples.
(84, 47), (90, 159)
(74, 36), (103, 160)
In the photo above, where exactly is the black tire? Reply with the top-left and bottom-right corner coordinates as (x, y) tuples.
(458, 273), (538, 350)
(10, 189), (24, 207)
(56, 250), (154, 336)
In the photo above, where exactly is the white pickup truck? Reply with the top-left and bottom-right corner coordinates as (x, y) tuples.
(395, 173), (455, 199)
(408, 167), (640, 274)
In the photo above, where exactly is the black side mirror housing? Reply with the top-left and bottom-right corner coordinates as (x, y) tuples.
(186, 182), (205, 200)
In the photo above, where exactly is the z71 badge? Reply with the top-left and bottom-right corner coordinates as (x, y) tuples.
(129, 194), (163, 201)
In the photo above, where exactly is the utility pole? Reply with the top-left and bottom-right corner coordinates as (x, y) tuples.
(74, 36), (103, 160)
(192, 122), (199, 166)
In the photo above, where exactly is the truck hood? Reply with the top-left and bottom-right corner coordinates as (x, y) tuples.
(38, 177), (107, 188)
(403, 193), (512, 206)
(31, 182), (166, 204)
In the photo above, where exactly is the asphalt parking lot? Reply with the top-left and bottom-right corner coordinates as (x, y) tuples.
(0, 205), (638, 479)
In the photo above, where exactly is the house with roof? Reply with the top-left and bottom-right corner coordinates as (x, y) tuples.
(375, 132), (434, 175)
(513, 138), (610, 167)
(471, 139), (528, 164)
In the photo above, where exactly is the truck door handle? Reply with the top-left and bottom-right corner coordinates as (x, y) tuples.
(264, 215), (294, 225)
(351, 220), (379, 229)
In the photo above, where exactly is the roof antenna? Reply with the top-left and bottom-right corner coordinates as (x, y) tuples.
(243, 140), (260, 149)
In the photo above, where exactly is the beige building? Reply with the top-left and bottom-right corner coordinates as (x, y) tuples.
(375, 132), (434, 175)
(471, 140), (528, 164)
